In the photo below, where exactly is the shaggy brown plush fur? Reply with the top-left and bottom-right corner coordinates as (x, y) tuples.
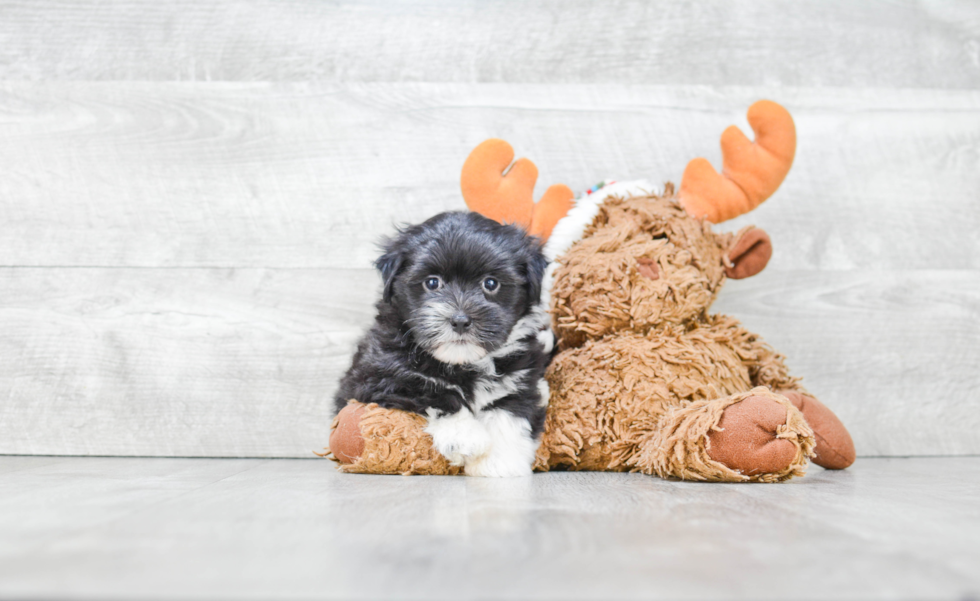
(534, 316), (813, 481)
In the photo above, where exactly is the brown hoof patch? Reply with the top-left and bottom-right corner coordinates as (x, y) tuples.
(707, 395), (797, 476)
(329, 402), (367, 463)
(781, 391), (856, 470)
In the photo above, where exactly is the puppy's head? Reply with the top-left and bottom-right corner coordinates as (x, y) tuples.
(376, 211), (547, 365)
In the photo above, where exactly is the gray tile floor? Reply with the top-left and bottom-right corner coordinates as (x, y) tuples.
(0, 456), (977, 600)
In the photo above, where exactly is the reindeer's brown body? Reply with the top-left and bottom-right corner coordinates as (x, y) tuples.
(534, 191), (829, 482)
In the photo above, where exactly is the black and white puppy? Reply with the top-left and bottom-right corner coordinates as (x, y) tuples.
(333, 211), (554, 477)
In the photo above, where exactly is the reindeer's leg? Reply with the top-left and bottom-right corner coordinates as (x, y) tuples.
(778, 391), (856, 470)
(323, 401), (461, 475)
(728, 325), (856, 470)
(723, 324), (803, 393)
(628, 387), (815, 483)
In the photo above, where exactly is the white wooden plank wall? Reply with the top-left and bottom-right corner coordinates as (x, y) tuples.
(0, 1), (978, 457)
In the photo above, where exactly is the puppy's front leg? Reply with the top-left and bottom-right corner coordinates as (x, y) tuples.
(424, 407), (491, 467)
(464, 409), (538, 478)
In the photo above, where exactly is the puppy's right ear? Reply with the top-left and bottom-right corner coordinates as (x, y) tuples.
(375, 240), (406, 304)
(522, 243), (548, 307)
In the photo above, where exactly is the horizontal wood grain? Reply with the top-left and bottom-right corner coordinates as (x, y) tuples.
(0, 266), (976, 457)
(0, 1), (977, 88)
(1, 83), (978, 270)
(0, 267), (377, 457)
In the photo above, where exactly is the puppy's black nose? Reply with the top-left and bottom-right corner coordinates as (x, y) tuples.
(450, 313), (472, 333)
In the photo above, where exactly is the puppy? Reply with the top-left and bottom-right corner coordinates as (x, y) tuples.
(333, 211), (554, 477)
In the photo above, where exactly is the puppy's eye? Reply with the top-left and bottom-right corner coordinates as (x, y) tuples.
(482, 277), (499, 293)
(423, 276), (442, 291)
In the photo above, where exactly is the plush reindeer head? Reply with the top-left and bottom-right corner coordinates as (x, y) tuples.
(460, 101), (796, 349)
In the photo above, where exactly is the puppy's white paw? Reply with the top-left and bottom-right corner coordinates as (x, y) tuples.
(464, 450), (533, 478)
(464, 409), (538, 478)
(424, 408), (491, 466)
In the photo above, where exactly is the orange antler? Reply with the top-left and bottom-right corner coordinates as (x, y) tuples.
(679, 100), (796, 223)
(460, 139), (574, 242)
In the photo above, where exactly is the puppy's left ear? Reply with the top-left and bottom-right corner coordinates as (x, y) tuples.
(375, 241), (406, 303)
(522, 244), (548, 306)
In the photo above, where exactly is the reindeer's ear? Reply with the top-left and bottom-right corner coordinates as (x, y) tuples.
(725, 227), (772, 279)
